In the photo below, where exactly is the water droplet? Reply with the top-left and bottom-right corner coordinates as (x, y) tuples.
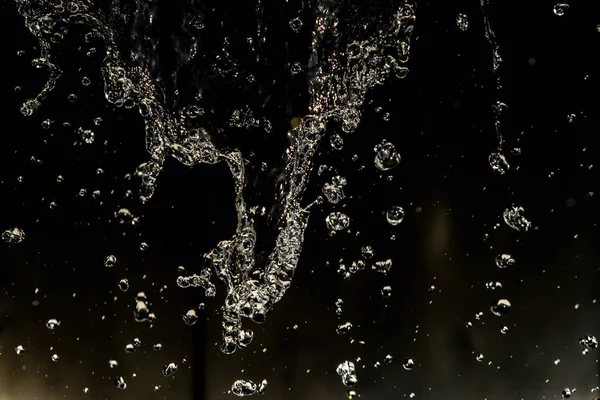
(82, 76), (91, 86)
(336, 322), (353, 335)
(118, 279), (129, 292)
(489, 153), (509, 174)
(486, 281), (503, 290)
(374, 140), (401, 171)
(562, 388), (572, 398)
(2, 227), (26, 244)
(501, 326), (509, 334)
(503, 206), (532, 231)
(579, 334), (598, 350)
(153, 343), (162, 351)
(384, 354), (393, 364)
(476, 353), (484, 362)
(114, 376), (127, 390)
(46, 318), (61, 330)
(330, 134), (344, 150)
(326, 212), (350, 231)
(456, 13), (469, 31)
(15, 345), (25, 355)
(162, 362), (178, 377)
(381, 285), (392, 298)
(139, 242), (149, 251)
(386, 206), (405, 225)
(553, 3), (569, 16)
(361, 245), (374, 259)
(373, 259), (393, 274)
(183, 309), (198, 326)
(231, 379), (258, 396)
(289, 17), (303, 32)
(125, 344), (135, 353)
(51, 353), (60, 362)
(109, 360), (118, 368)
(495, 254), (515, 269)
(403, 358), (415, 370)
(336, 361), (358, 387)
(115, 208), (133, 224)
(490, 299), (512, 316)
(104, 255), (117, 267)
(323, 176), (347, 204)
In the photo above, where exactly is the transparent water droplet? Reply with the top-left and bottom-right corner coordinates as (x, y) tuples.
(336, 322), (353, 335)
(386, 206), (405, 225)
(118, 278), (129, 292)
(46, 318), (61, 330)
(2, 227), (26, 244)
(384, 354), (393, 364)
(490, 299), (512, 316)
(139, 242), (149, 251)
(323, 176), (347, 204)
(162, 362), (178, 377)
(495, 254), (515, 269)
(579, 334), (598, 350)
(336, 361), (358, 387)
(361, 245), (374, 259)
(153, 343), (162, 351)
(501, 326), (509, 334)
(114, 376), (127, 390)
(381, 285), (392, 298)
(289, 17), (303, 32)
(183, 309), (198, 326)
(109, 360), (118, 368)
(104, 255), (117, 267)
(326, 212), (350, 231)
(330, 134), (344, 150)
(403, 358), (415, 370)
(476, 353), (484, 362)
(489, 153), (509, 174)
(562, 388), (572, 398)
(15, 345), (25, 355)
(374, 140), (401, 171)
(456, 13), (469, 31)
(51, 353), (59, 362)
(503, 206), (532, 231)
(553, 3), (569, 16)
(125, 344), (135, 353)
(373, 259), (393, 274)
(231, 379), (258, 396)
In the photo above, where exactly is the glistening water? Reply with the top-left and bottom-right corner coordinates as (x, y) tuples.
(2, 0), (600, 398)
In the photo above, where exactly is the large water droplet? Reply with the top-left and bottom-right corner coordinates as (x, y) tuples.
(386, 206), (405, 225)
(374, 140), (401, 171)
(490, 299), (512, 316)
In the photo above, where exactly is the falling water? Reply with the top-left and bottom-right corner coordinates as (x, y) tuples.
(14, 0), (417, 356)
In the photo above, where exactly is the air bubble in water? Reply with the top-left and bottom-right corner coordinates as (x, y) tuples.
(495, 254), (515, 269)
(456, 13), (469, 31)
(115, 208), (133, 224)
(336, 361), (358, 387)
(114, 376), (127, 390)
(153, 343), (162, 351)
(373, 259), (393, 274)
(381, 285), (392, 298)
(46, 318), (60, 330)
(374, 140), (401, 171)
(326, 212), (350, 231)
(78, 128), (94, 144)
(485, 281), (503, 290)
(501, 326), (509, 334)
(231, 379), (257, 396)
(490, 299), (512, 316)
(336, 322), (353, 335)
(51, 353), (59, 362)
(562, 388), (572, 398)
(118, 279), (129, 292)
(162, 362), (178, 377)
(489, 153), (509, 174)
(15, 345), (25, 355)
(553, 4), (569, 16)
(183, 309), (198, 326)
(361, 245), (374, 259)
(330, 134), (344, 150)
(125, 344), (135, 353)
(579, 334), (598, 350)
(139, 242), (149, 251)
(2, 228), (26, 244)
(323, 176), (347, 204)
(386, 206), (405, 225)
(503, 206), (532, 231)
(403, 358), (415, 370)
(384, 354), (393, 364)
(105, 255), (117, 267)
(289, 17), (303, 32)
(476, 353), (484, 362)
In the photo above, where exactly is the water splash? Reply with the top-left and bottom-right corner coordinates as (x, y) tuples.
(15, 0), (417, 355)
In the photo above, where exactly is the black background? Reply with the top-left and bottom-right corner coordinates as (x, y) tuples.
(1, 0), (600, 399)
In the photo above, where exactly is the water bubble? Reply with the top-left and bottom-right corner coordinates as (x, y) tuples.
(490, 299), (512, 316)
(153, 343), (162, 351)
(20, 99), (40, 116)
(289, 17), (303, 32)
(115, 208), (133, 224)
(503, 206), (532, 232)
(476, 353), (484, 362)
(15, 345), (25, 355)
(94, 117), (103, 126)
(231, 380), (257, 396)
(495, 254), (515, 269)
(361, 245), (374, 259)
(81, 76), (91, 86)
(183, 309), (198, 326)
(257, 379), (268, 395)
(456, 13), (469, 31)
(579, 334), (598, 350)
(41, 119), (52, 129)
(501, 326), (509, 334)
(374, 140), (401, 171)
(139, 242), (149, 251)
(336, 361), (358, 387)
(118, 279), (129, 292)
(486, 281), (503, 290)
(114, 376), (127, 390)
(51, 353), (59, 362)
(553, 3), (569, 16)
(336, 322), (353, 335)
(386, 206), (405, 226)
(384, 354), (393, 364)
(133, 338), (141, 347)
(104, 255), (117, 267)
(562, 388), (572, 398)
(46, 318), (61, 330)
(373, 259), (393, 274)
(330, 134), (344, 150)
(162, 362), (178, 377)
(323, 176), (347, 204)
(489, 153), (509, 174)
(403, 358), (415, 370)
(109, 360), (118, 368)
(125, 344), (135, 353)
(2, 227), (26, 244)
(78, 128), (94, 144)
(381, 285), (392, 298)
(68, 93), (77, 103)
(326, 212), (350, 231)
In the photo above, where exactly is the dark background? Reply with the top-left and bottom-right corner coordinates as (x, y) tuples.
(1, 0), (600, 399)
